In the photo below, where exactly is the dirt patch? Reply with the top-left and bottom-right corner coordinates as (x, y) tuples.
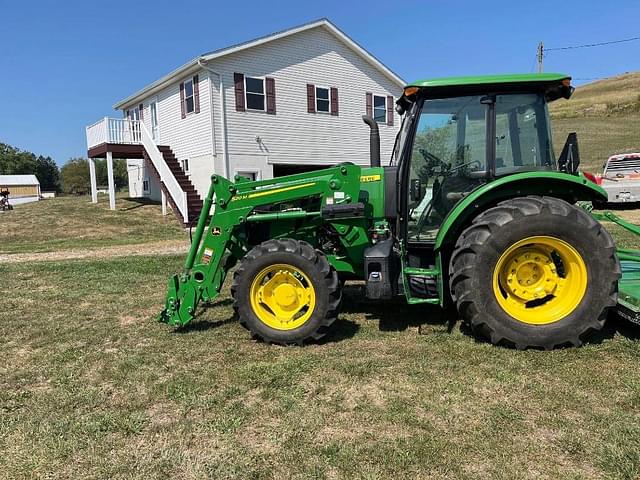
(0, 239), (190, 263)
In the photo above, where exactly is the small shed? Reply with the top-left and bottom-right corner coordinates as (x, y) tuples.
(0, 174), (41, 205)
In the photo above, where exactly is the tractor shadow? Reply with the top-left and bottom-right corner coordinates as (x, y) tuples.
(593, 313), (640, 344)
(171, 285), (640, 347)
(340, 283), (458, 334)
(173, 298), (236, 333)
(340, 283), (640, 348)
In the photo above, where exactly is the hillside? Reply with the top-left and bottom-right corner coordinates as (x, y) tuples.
(549, 72), (640, 172)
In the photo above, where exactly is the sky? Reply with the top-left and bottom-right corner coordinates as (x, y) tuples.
(0, 0), (638, 165)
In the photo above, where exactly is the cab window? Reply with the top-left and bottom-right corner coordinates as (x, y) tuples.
(407, 95), (487, 242)
(494, 93), (556, 174)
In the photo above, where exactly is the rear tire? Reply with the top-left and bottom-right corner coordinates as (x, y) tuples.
(449, 196), (620, 349)
(231, 239), (341, 345)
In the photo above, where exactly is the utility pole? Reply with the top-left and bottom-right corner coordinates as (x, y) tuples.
(536, 41), (544, 73)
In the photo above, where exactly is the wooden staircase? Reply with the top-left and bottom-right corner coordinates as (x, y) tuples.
(142, 145), (203, 226)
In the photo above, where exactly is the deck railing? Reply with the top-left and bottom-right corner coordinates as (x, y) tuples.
(86, 117), (142, 149)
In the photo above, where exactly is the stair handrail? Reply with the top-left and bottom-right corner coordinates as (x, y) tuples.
(139, 122), (188, 223)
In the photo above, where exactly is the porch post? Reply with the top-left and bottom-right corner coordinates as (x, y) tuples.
(106, 151), (116, 210)
(89, 158), (98, 203)
(161, 189), (167, 216)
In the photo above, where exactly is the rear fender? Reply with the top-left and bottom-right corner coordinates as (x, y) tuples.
(434, 171), (607, 251)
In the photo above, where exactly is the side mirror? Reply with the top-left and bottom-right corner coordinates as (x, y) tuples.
(410, 178), (423, 202)
(558, 132), (581, 174)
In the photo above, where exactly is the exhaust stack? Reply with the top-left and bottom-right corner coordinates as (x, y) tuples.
(362, 115), (381, 167)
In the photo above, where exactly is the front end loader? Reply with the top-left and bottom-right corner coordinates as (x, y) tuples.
(160, 73), (640, 349)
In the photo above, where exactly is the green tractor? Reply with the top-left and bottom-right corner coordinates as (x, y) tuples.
(160, 73), (640, 350)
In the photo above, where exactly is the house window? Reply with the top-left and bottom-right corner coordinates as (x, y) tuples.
(127, 107), (140, 120)
(373, 95), (387, 123)
(245, 77), (265, 111)
(236, 171), (258, 181)
(316, 87), (330, 113)
(181, 159), (189, 172)
(142, 179), (150, 194)
(184, 79), (195, 114)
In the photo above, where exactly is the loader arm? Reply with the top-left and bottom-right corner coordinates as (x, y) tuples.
(160, 164), (367, 327)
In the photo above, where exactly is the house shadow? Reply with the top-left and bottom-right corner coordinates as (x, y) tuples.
(121, 197), (160, 211)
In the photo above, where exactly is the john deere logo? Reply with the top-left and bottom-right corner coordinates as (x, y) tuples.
(211, 226), (221, 236)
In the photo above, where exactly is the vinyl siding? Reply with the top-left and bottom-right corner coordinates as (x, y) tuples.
(121, 25), (402, 196)
(136, 74), (213, 163)
(206, 27), (402, 166)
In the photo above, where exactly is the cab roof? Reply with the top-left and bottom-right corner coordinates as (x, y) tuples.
(406, 73), (571, 89)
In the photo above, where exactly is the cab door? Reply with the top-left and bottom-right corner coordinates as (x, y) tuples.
(403, 95), (489, 248)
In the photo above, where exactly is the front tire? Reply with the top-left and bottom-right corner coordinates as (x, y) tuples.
(449, 196), (620, 349)
(231, 239), (341, 345)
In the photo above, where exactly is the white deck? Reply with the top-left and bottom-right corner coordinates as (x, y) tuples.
(86, 118), (142, 149)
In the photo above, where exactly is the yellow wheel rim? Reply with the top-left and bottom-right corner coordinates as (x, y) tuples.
(492, 236), (588, 325)
(249, 263), (316, 330)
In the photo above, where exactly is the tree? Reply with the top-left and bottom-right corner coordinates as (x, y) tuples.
(61, 158), (90, 195)
(94, 158), (128, 189)
(35, 155), (61, 192)
(0, 142), (36, 175)
(113, 159), (128, 189)
(0, 142), (61, 192)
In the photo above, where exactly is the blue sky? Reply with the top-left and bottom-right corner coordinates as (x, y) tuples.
(1, 0), (638, 165)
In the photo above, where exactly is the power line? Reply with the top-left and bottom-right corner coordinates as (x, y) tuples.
(546, 35), (640, 51)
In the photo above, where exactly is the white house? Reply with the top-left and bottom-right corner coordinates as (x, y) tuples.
(85, 19), (404, 224)
(0, 175), (41, 205)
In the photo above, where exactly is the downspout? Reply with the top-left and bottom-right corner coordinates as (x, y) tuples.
(198, 59), (230, 179)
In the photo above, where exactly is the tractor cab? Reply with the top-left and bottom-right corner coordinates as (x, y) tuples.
(393, 74), (575, 245)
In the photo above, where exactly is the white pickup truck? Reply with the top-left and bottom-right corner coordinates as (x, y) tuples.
(588, 153), (640, 204)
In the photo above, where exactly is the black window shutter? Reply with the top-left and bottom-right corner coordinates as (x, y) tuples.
(234, 73), (245, 111)
(307, 84), (316, 113)
(386, 95), (394, 126)
(366, 92), (373, 117)
(139, 103), (144, 120)
(193, 75), (200, 114)
(179, 82), (186, 119)
(330, 87), (338, 116)
(266, 77), (276, 114)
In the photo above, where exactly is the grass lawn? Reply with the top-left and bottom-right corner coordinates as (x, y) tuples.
(0, 194), (186, 254)
(549, 72), (640, 174)
(2, 200), (640, 479)
(552, 115), (640, 173)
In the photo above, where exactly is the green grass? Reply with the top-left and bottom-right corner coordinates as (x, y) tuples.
(0, 194), (187, 254)
(550, 72), (640, 119)
(2, 252), (640, 478)
(552, 115), (640, 173)
(549, 72), (640, 173)
(3, 153), (640, 477)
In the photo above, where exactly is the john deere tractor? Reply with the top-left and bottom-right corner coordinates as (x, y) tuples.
(160, 73), (640, 350)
